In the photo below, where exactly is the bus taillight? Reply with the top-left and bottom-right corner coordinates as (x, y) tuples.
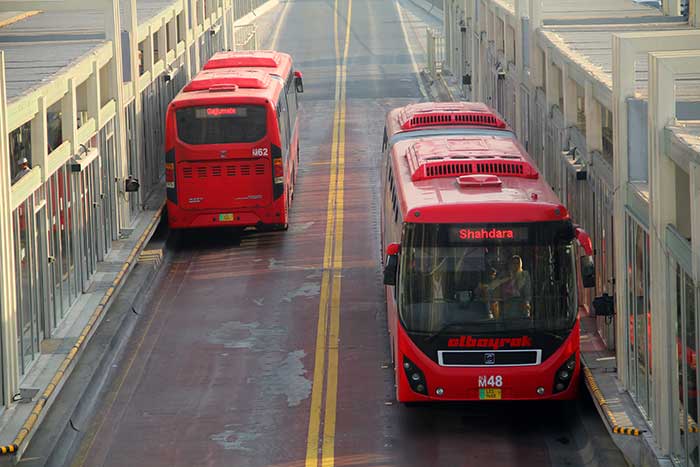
(165, 162), (175, 188)
(273, 157), (283, 184)
(271, 144), (284, 199)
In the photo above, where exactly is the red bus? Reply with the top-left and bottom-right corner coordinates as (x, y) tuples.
(382, 101), (515, 153)
(381, 103), (596, 403)
(165, 51), (303, 230)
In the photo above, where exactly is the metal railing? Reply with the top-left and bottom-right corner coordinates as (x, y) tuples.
(426, 28), (444, 80)
(235, 23), (258, 50)
(233, 0), (270, 20)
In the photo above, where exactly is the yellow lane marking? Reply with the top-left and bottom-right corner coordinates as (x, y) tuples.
(305, 0), (351, 466)
(322, 3), (351, 462)
(0, 11), (40, 29)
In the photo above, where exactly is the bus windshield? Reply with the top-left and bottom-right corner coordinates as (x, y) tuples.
(176, 105), (267, 145)
(398, 221), (577, 335)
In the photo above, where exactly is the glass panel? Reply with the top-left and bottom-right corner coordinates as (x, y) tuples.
(80, 171), (88, 286)
(14, 200), (35, 374)
(685, 273), (698, 467)
(34, 208), (46, 343)
(627, 216), (637, 389)
(48, 175), (61, 327)
(398, 221), (577, 334)
(175, 105), (267, 145)
(634, 223), (649, 414)
(58, 168), (71, 314)
(675, 264), (687, 465)
(67, 168), (78, 300)
(645, 232), (654, 417)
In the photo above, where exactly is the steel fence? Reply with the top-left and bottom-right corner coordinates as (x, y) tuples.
(233, 0), (270, 20)
(426, 28), (444, 79)
(235, 23), (258, 50)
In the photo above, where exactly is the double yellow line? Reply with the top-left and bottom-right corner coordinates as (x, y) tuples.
(305, 1), (352, 466)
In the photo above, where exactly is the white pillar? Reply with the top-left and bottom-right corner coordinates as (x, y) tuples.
(32, 97), (48, 181)
(182, 0), (194, 79)
(584, 81), (601, 153)
(663, 0), (681, 16)
(103, 0), (132, 227)
(158, 18), (167, 65)
(563, 69), (577, 127)
(191, 0), (202, 72)
(544, 49), (556, 109)
(61, 78), (77, 155)
(0, 51), (19, 406)
(88, 60), (101, 130)
(514, 0), (528, 139)
(221, 0), (231, 50)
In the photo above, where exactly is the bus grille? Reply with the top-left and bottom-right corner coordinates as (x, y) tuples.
(420, 160), (532, 180)
(181, 162), (267, 179)
(437, 349), (542, 367)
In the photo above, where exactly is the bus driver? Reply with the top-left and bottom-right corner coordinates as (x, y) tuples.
(478, 255), (532, 318)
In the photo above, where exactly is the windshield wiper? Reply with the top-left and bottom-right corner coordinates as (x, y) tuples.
(424, 321), (473, 343)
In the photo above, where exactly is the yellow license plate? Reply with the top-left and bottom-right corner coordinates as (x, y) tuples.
(219, 213), (234, 222)
(479, 388), (502, 400)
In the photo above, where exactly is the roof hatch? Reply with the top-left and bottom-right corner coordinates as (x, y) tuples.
(203, 50), (282, 70)
(457, 174), (503, 188)
(183, 69), (271, 92)
(406, 138), (538, 182)
(399, 102), (507, 130)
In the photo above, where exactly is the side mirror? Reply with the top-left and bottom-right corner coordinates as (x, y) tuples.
(592, 293), (615, 317)
(575, 226), (595, 288)
(294, 70), (304, 93)
(580, 256), (595, 288)
(574, 226), (594, 256)
(383, 243), (400, 286)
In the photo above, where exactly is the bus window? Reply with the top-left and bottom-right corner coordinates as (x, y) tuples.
(277, 94), (290, 156)
(175, 105), (266, 145)
(287, 79), (298, 125)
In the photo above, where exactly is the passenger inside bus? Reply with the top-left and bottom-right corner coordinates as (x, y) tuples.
(496, 255), (532, 318)
(475, 267), (500, 319)
(461, 253), (532, 320)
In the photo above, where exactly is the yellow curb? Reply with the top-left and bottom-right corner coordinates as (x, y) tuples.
(583, 365), (645, 437)
(0, 11), (41, 29)
(6, 204), (164, 453)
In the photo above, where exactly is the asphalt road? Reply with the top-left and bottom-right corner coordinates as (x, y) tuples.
(64, 0), (627, 466)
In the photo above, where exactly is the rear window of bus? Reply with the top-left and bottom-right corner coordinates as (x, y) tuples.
(175, 105), (267, 145)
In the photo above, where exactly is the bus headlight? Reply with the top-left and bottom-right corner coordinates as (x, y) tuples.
(402, 356), (428, 395)
(553, 354), (577, 394)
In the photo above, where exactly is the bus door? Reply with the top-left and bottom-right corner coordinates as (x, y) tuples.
(174, 104), (273, 211)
